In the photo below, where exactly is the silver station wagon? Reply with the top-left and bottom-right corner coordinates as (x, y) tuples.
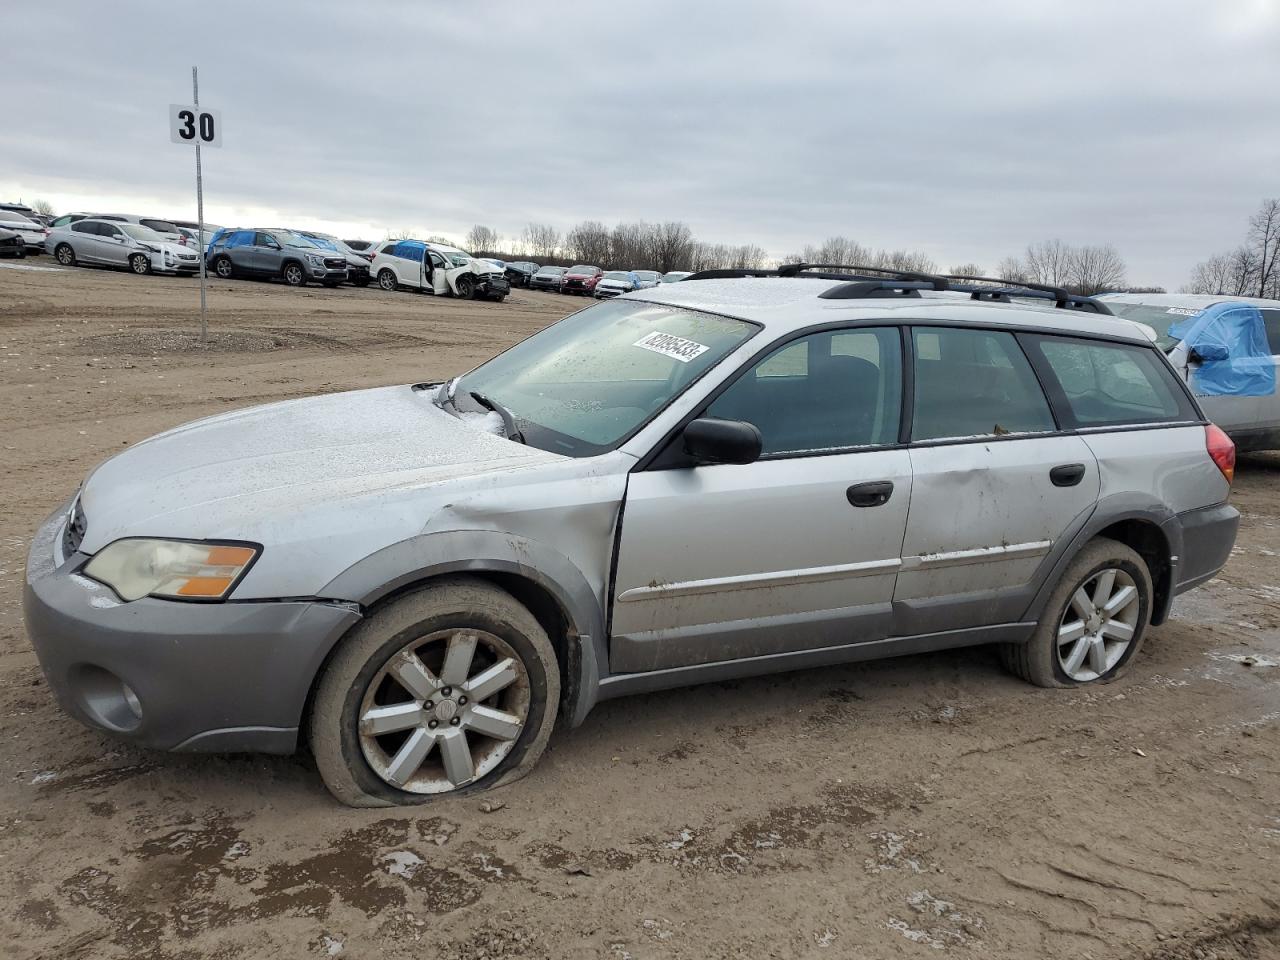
(24, 266), (1240, 806)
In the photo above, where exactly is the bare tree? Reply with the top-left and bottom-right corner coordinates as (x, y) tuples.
(465, 224), (499, 255)
(1069, 244), (1126, 295)
(521, 223), (561, 260)
(1023, 239), (1075, 286)
(948, 263), (985, 278)
(30, 198), (55, 218)
(651, 221), (695, 272)
(1247, 198), (1280, 298)
(565, 220), (610, 265)
(995, 256), (1029, 282)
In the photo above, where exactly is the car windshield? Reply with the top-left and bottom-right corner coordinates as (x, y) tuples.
(634, 271), (659, 280)
(450, 298), (759, 456)
(276, 231), (318, 248)
(1102, 302), (1209, 349)
(661, 272), (690, 282)
(538, 267), (566, 275)
(445, 252), (471, 266)
(119, 223), (163, 242)
(568, 265), (596, 274)
(305, 235), (339, 251)
(604, 271), (633, 281)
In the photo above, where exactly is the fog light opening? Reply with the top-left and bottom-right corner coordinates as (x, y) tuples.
(72, 665), (144, 732)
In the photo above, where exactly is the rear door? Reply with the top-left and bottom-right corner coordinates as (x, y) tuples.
(611, 326), (913, 672)
(69, 221), (101, 262)
(894, 325), (1099, 633)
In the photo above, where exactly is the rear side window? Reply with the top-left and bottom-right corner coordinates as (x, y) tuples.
(1262, 309), (1280, 355)
(1025, 335), (1199, 427)
(707, 327), (902, 455)
(911, 327), (1055, 441)
(71, 221), (95, 234)
(225, 230), (254, 248)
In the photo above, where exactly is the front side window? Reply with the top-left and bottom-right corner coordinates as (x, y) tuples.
(452, 299), (758, 456)
(707, 327), (902, 455)
(1026, 335), (1198, 427)
(911, 327), (1054, 441)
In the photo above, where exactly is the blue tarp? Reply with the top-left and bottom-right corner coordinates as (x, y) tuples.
(1169, 302), (1276, 397)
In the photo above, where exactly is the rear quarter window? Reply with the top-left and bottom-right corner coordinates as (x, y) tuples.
(1025, 335), (1199, 428)
(1261, 309), (1280, 355)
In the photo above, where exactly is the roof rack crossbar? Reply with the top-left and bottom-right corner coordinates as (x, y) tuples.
(941, 273), (1112, 314)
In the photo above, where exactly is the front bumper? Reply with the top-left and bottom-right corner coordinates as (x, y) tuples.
(310, 265), (348, 281)
(23, 502), (361, 754)
(479, 275), (510, 297)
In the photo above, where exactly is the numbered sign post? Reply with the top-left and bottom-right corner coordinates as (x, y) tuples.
(169, 67), (220, 341)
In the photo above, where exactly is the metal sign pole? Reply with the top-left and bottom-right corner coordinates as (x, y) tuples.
(193, 66), (208, 342)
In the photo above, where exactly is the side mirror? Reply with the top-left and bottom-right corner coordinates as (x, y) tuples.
(682, 417), (762, 465)
(1189, 343), (1229, 363)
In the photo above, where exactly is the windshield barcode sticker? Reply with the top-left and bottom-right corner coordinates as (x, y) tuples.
(1166, 306), (1202, 316)
(633, 331), (709, 363)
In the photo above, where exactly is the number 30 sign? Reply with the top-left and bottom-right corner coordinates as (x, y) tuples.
(169, 104), (222, 147)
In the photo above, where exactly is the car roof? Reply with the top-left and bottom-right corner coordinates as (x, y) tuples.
(626, 277), (1150, 343)
(1096, 291), (1280, 309)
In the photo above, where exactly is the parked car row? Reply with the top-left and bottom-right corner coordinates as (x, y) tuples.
(523, 263), (692, 295)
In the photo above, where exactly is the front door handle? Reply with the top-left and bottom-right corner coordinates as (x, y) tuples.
(847, 480), (894, 507)
(1050, 463), (1086, 487)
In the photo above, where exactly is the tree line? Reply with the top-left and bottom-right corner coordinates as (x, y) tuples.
(1182, 199), (1280, 300)
(464, 220), (1143, 293)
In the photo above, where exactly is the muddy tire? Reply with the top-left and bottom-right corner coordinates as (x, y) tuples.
(309, 577), (560, 807)
(55, 244), (75, 266)
(1001, 537), (1151, 688)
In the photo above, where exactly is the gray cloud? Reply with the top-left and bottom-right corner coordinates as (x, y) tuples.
(7, 0), (1279, 287)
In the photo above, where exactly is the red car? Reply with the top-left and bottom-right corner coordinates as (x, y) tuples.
(560, 264), (603, 295)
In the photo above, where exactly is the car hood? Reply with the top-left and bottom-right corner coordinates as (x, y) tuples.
(77, 384), (565, 552)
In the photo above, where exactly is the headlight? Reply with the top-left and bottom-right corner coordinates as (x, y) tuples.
(83, 539), (259, 602)
(305, 253), (324, 266)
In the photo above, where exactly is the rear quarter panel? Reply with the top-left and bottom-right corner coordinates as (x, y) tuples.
(1082, 426), (1227, 512)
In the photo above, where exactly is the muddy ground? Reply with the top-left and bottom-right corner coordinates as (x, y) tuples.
(0, 261), (1277, 960)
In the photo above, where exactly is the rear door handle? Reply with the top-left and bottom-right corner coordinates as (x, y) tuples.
(847, 480), (894, 507)
(1050, 463), (1086, 487)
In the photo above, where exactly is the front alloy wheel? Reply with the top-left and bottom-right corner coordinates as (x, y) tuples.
(309, 577), (560, 807)
(283, 263), (305, 286)
(358, 629), (530, 793)
(130, 253), (151, 275)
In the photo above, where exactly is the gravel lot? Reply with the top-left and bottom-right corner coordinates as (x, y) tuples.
(1, 262), (1278, 960)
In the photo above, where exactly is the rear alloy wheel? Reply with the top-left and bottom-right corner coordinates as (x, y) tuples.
(55, 244), (75, 266)
(378, 269), (397, 291)
(283, 263), (306, 287)
(309, 577), (559, 807)
(454, 275), (476, 300)
(1002, 537), (1151, 687)
(129, 253), (151, 275)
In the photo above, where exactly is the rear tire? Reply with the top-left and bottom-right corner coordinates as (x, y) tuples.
(55, 244), (75, 266)
(212, 256), (234, 279)
(1001, 537), (1151, 687)
(378, 269), (397, 292)
(309, 577), (560, 807)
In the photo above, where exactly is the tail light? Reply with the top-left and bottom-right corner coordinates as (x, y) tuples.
(1205, 423), (1235, 484)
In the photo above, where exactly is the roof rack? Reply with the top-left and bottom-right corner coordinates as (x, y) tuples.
(683, 262), (1113, 314)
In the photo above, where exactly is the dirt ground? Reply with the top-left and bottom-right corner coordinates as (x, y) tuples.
(1, 261), (1278, 960)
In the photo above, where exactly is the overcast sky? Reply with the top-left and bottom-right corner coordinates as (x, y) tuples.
(7, 0), (1279, 288)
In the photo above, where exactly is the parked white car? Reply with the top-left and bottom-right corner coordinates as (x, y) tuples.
(48, 218), (201, 275)
(633, 270), (661, 289)
(1097, 292), (1280, 451)
(0, 210), (48, 253)
(369, 240), (510, 301)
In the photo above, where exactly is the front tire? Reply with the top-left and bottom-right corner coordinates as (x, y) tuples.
(283, 262), (306, 287)
(309, 577), (560, 807)
(1002, 537), (1151, 687)
(55, 244), (75, 266)
(454, 275), (476, 300)
(129, 253), (151, 275)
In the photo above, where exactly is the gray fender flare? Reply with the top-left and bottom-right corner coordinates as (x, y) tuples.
(1021, 494), (1181, 627)
(319, 530), (605, 727)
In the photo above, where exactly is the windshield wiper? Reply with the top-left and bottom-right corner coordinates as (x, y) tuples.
(470, 391), (525, 444)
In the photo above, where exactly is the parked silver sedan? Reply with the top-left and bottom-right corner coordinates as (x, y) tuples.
(25, 270), (1238, 805)
(47, 218), (201, 275)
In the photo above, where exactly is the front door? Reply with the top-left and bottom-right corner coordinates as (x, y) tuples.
(892, 326), (1100, 632)
(251, 232), (283, 274)
(610, 326), (912, 672)
(97, 223), (129, 265)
